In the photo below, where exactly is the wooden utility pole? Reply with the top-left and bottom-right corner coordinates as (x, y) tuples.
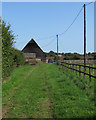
(57, 34), (58, 56)
(84, 4), (86, 78)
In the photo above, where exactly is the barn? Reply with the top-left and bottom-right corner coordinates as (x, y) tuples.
(22, 38), (46, 62)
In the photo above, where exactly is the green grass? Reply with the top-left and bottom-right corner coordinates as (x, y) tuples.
(2, 63), (95, 118)
(45, 64), (95, 118)
(3, 65), (36, 97)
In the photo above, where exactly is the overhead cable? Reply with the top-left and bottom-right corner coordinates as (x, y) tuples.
(41, 36), (56, 48)
(36, 35), (55, 41)
(58, 5), (84, 36)
(86, 2), (94, 6)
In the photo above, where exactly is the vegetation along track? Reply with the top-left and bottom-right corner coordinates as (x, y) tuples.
(2, 63), (96, 118)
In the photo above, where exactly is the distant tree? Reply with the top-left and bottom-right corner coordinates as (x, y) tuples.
(72, 54), (80, 60)
(88, 52), (91, 56)
(93, 52), (96, 59)
(54, 56), (59, 61)
(94, 55), (96, 60)
(49, 51), (56, 57)
(62, 52), (64, 56)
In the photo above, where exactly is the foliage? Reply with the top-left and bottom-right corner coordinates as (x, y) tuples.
(72, 53), (81, 60)
(54, 56), (60, 61)
(2, 21), (15, 78)
(62, 52), (64, 56)
(45, 51), (56, 57)
(13, 48), (25, 66)
(45, 51), (95, 60)
(2, 21), (25, 78)
(0, 17), (2, 66)
(92, 52), (96, 60)
(94, 55), (96, 60)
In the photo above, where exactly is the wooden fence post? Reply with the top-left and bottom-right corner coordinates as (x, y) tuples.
(89, 66), (91, 82)
(72, 65), (74, 73)
(79, 65), (81, 77)
(84, 65), (86, 79)
(92, 64), (93, 74)
(76, 65), (77, 75)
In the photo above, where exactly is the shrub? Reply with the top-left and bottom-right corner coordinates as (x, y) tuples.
(13, 48), (25, 67)
(2, 21), (15, 78)
(2, 20), (25, 78)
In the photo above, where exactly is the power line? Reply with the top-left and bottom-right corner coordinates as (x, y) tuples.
(36, 35), (55, 41)
(37, 5), (84, 42)
(86, 2), (94, 6)
(37, 3), (93, 40)
(58, 5), (84, 36)
(37, 3), (93, 54)
(34, 5), (84, 41)
(15, 3), (93, 50)
(41, 36), (56, 48)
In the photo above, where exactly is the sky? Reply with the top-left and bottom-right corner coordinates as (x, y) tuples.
(95, 2), (96, 52)
(2, 2), (94, 54)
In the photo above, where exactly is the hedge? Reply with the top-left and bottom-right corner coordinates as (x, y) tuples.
(2, 20), (25, 78)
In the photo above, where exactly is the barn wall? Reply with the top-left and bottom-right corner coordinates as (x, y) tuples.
(23, 53), (36, 58)
(22, 39), (46, 62)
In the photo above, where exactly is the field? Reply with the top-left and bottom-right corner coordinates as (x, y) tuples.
(2, 63), (96, 118)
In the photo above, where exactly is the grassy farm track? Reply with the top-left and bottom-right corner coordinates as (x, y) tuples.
(2, 63), (96, 118)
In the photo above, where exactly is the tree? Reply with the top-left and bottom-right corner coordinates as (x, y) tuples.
(49, 51), (56, 57)
(0, 18), (1, 53)
(2, 21), (15, 77)
(62, 52), (64, 56)
(2, 20), (25, 78)
(72, 54), (80, 60)
(88, 52), (91, 56)
(54, 56), (59, 61)
(93, 52), (96, 60)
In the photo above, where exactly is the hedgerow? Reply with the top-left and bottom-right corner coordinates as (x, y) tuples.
(13, 48), (25, 67)
(2, 20), (25, 78)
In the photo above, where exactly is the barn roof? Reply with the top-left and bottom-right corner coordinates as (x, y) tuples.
(22, 38), (46, 60)
(22, 38), (44, 53)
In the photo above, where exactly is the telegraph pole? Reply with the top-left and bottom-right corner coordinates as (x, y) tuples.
(57, 34), (58, 56)
(84, 4), (86, 77)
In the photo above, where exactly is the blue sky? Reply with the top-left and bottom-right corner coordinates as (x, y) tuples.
(2, 2), (94, 53)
